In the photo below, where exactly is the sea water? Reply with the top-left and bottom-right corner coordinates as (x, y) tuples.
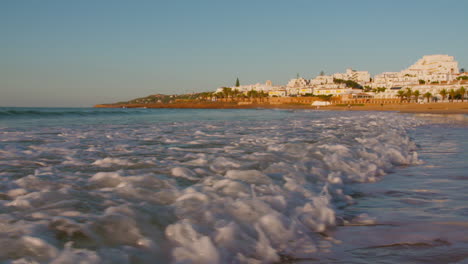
(0, 107), (467, 263)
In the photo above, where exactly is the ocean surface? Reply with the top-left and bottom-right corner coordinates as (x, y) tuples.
(0, 107), (467, 264)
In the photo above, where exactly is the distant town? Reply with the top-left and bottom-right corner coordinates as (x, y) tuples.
(214, 54), (467, 102)
(99, 54), (467, 108)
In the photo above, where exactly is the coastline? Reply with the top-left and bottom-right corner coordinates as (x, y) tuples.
(95, 102), (468, 114)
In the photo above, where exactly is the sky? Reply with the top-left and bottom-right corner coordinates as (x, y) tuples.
(1, 0), (467, 107)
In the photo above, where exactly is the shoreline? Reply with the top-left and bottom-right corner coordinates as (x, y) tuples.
(95, 102), (468, 114)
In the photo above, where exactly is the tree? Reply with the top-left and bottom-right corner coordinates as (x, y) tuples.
(247, 90), (258, 99)
(404, 88), (413, 102)
(259, 91), (268, 102)
(412, 90), (420, 103)
(333, 78), (363, 89)
(458, 87), (466, 102)
(439, 89), (448, 102)
(419, 79), (426, 85)
(222, 87), (232, 101)
(231, 88), (242, 100)
(461, 68), (465, 73)
(448, 89), (456, 102)
(397, 90), (405, 102)
(319, 70), (325, 76)
(423, 92), (432, 103)
(235, 78), (240, 87)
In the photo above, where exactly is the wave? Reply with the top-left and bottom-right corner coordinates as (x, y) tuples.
(0, 108), (151, 118)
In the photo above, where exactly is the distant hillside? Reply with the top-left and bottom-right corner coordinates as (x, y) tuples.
(110, 92), (214, 105)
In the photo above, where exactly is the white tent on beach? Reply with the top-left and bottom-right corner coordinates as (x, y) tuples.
(311, 101), (331, 106)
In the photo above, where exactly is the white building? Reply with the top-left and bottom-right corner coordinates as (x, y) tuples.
(310, 68), (370, 88)
(287, 77), (310, 88)
(373, 84), (464, 100)
(314, 88), (362, 96)
(310, 75), (334, 85)
(213, 54), (461, 99)
(298, 87), (314, 95)
(373, 54), (459, 88)
(268, 89), (287, 97)
(216, 80), (280, 94)
(404, 54), (459, 76)
(333, 68), (371, 83)
(373, 72), (418, 88)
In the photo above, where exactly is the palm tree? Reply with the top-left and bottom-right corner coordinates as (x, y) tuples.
(457, 87), (466, 102)
(449, 89), (456, 102)
(397, 90), (405, 102)
(221, 87), (232, 101)
(423, 92), (432, 103)
(231, 89), (242, 101)
(247, 90), (259, 102)
(404, 88), (413, 102)
(439, 89), (448, 102)
(412, 90), (420, 103)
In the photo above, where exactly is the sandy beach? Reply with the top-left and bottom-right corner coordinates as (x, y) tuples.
(95, 102), (468, 114)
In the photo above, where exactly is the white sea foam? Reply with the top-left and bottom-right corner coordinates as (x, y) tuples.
(0, 111), (427, 263)
(92, 157), (134, 167)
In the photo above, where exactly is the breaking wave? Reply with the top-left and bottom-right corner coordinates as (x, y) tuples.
(0, 107), (152, 118)
(0, 110), (425, 263)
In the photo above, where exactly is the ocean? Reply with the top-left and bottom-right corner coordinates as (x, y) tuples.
(0, 107), (467, 264)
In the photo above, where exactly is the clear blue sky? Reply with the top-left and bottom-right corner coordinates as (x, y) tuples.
(1, 0), (467, 107)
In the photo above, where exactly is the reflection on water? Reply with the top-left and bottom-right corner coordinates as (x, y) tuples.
(413, 113), (468, 124)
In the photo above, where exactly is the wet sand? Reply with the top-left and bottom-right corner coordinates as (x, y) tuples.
(95, 102), (468, 114)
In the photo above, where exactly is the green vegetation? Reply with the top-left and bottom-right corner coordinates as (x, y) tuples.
(396, 88), (418, 102)
(404, 88), (413, 102)
(423, 92), (432, 103)
(456, 76), (468, 80)
(245, 90), (268, 99)
(235, 78), (240, 87)
(123, 92), (213, 104)
(333, 78), (363, 89)
(419, 79), (426, 84)
(458, 87), (466, 102)
(396, 90), (405, 102)
(412, 90), (420, 102)
(372, 87), (386, 93)
(439, 89), (448, 101)
(449, 89), (457, 102)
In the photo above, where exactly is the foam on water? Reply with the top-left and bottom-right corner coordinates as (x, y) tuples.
(0, 110), (427, 263)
